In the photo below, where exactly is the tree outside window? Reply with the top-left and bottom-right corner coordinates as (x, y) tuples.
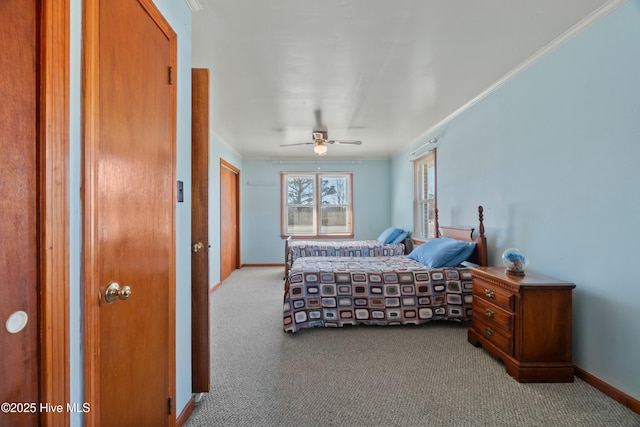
(282, 173), (353, 237)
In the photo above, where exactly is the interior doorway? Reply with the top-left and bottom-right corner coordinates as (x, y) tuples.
(220, 160), (240, 281)
(82, 0), (177, 424)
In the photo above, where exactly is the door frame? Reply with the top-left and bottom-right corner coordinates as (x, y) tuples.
(220, 159), (241, 278)
(81, 0), (177, 424)
(40, 1), (71, 426)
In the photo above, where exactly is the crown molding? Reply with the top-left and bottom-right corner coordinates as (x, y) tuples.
(185, 0), (202, 13)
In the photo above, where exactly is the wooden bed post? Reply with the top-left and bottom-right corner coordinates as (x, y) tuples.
(435, 208), (440, 238)
(476, 206), (488, 267)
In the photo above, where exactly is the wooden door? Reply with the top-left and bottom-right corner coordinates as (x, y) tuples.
(82, 0), (177, 425)
(0, 2), (39, 425)
(220, 160), (240, 281)
(1, 2), (69, 426)
(191, 68), (210, 392)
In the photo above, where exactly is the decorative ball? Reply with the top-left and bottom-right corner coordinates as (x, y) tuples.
(502, 248), (529, 276)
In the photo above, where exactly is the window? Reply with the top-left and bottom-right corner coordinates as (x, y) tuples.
(413, 150), (436, 240)
(282, 172), (353, 238)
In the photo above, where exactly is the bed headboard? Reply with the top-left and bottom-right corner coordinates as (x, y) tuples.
(416, 205), (488, 267)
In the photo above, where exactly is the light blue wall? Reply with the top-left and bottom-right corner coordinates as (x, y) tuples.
(69, 2), (82, 425)
(390, 153), (415, 231)
(241, 160), (392, 264)
(392, 0), (640, 400)
(152, 0), (193, 416)
(68, 1), (193, 424)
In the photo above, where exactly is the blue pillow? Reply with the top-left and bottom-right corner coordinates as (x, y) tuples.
(377, 227), (402, 244)
(391, 230), (410, 244)
(407, 237), (476, 268)
(445, 241), (477, 267)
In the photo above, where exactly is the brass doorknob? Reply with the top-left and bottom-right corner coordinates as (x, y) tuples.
(192, 242), (205, 253)
(105, 282), (132, 304)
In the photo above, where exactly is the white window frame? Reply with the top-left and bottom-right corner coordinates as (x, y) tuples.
(413, 150), (437, 240)
(281, 172), (353, 238)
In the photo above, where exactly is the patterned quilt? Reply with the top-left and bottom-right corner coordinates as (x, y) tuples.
(287, 240), (406, 269)
(283, 256), (473, 333)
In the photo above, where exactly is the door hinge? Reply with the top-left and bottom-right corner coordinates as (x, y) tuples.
(168, 66), (173, 85)
(168, 396), (172, 415)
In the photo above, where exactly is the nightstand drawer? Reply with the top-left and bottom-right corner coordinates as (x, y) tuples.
(472, 297), (514, 332)
(473, 277), (515, 312)
(468, 266), (576, 382)
(473, 318), (513, 355)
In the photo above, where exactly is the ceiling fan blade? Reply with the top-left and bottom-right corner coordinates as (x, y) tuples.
(280, 141), (315, 147)
(333, 140), (362, 145)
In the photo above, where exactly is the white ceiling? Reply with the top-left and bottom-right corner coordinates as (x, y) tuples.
(192, 0), (612, 160)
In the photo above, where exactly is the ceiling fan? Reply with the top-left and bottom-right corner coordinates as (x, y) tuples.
(279, 110), (363, 155)
(280, 130), (362, 156)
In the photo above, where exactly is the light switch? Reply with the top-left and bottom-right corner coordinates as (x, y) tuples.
(177, 180), (184, 203)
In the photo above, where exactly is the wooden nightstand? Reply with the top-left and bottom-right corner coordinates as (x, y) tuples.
(467, 266), (576, 383)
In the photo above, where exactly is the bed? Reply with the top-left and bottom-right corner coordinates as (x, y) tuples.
(283, 206), (488, 333)
(284, 228), (413, 278)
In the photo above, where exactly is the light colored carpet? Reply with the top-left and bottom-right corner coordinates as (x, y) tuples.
(184, 267), (640, 427)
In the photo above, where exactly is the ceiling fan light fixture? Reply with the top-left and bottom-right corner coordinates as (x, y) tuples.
(314, 143), (328, 155)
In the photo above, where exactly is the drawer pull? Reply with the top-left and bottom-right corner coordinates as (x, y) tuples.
(485, 327), (494, 336)
(485, 308), (494, 318)
(484, 289), (495, 298)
